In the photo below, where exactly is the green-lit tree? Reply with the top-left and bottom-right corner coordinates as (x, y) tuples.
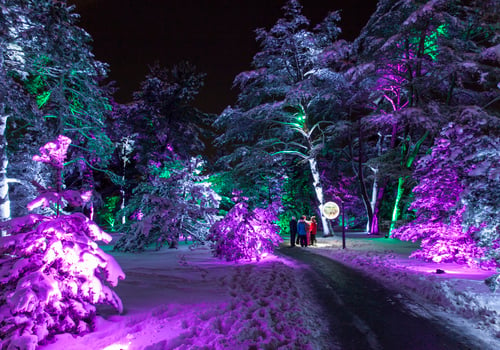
(215, 0), (350, 235)
(114, 157), (220, 252)
(1, 0), (116, 223)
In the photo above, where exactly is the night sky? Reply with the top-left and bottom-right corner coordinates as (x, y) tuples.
(68, 0), (378, 114)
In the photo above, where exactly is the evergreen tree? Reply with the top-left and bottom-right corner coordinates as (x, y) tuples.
(348, 0), (500, 234)
(107, 62), (213, 231)
(114, 156), (220, 252)
(215, 0), (349, 235)
(1, 0), (115, 222)
(208, 192), (282, 262)
(0, 136), (124, 349)
(386, 0), (500, 288)
(392, 108), (499, 289)
(0, 0), (39, 224)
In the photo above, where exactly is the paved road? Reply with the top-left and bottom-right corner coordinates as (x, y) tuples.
(279, 247), (488, 350)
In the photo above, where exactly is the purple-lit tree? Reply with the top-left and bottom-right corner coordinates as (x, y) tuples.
(392, 108), (499, 289)
(108, 62), (213, 227)
(347, 0), (500, 234)
(208, 192), (282, 262)
(0, 136), (125, 349)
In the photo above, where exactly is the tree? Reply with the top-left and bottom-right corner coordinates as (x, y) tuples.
(348, 0), (500, 234)
(215, 1), (349, 235)
(1, 0), (115, 223)
(114, 156), (221, 252)
(0, 0), (38, 224)
(392, 108), (499, 290)
(108, 62), (213, 226)
(128, 61), (209, 162)
(208, 192), (282, 262)
(0, 136), (124, 349)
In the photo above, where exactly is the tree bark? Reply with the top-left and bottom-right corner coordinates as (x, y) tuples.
(0, 113), (11, 235)
(308, 157), (331, 236)
(356, 124), (373, 232)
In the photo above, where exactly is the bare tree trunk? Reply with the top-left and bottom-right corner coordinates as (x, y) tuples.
(308, 157), (331, 236)
(0, 113), (11, 235)
(356, 124), (373, 232)
(370, 123), (398, 235)
(368, 168), (379, 232)
(367, 133), (384, 232)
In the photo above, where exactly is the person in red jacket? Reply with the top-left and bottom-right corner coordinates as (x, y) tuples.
(309, 216), (318, 246)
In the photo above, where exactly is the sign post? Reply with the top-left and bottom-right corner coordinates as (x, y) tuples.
(323, 201), (346, 249)
(322, 201), (339, 238)
(341, 201), (346, 249)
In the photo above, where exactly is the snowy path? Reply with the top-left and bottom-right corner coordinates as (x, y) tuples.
(279, 246), (494, 350)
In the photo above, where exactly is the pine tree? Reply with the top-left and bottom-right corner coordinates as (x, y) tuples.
(1, 0), (115, 223)
(208, 192), (282, 262)
(114, 156), (220, 252)
(0, 136), (124, 349)
(109, 62), (213, 226)
(392, 108), (499, 286)
(214, 0), (349, 235)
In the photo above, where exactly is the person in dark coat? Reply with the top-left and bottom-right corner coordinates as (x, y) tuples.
(297, 216), (308, 247)
(289, 216), (297, 247)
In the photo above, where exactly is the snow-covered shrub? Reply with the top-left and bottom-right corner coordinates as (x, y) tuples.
(114, 157), (220, 252)
(208, 194), (282, 261)
(393, 108), (499, 289)
(0, 136), (125, 349)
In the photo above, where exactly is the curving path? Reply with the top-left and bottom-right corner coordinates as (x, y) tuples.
(279, 247), (490, 350)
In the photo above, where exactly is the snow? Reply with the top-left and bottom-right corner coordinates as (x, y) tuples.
(312, 234), (500, 349)
(39, 233), (500, 350)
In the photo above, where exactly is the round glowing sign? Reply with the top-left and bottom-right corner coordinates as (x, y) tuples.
(323, 201), (340, 219)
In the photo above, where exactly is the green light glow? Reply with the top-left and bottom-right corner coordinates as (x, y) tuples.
(389, 176), (405, 234)
(409, 23), (448, 61)
(291, 104), (307, 128)
(389, 131), (429, 236)
(36, 91), (51, 108)
(295, 111), (306, 127)
(157, 161), (184, 179)
(98, 195), (120, 231)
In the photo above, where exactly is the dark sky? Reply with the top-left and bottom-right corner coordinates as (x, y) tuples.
(68, 0), (377, 114)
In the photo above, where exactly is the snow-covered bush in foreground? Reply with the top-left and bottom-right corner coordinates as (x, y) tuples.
(0, 136), (125, 349)
(208, 194), (282, 261)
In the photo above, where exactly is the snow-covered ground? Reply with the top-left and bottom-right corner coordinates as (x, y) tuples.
(39, 234), (500, 350)
(312, 234), (500, 349)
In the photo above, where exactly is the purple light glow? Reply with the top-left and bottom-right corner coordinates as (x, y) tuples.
(208, 197), (282, 262)
(0, 137), (125, 349)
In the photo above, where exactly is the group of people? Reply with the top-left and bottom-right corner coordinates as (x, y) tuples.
(289, 215), (317, 247)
